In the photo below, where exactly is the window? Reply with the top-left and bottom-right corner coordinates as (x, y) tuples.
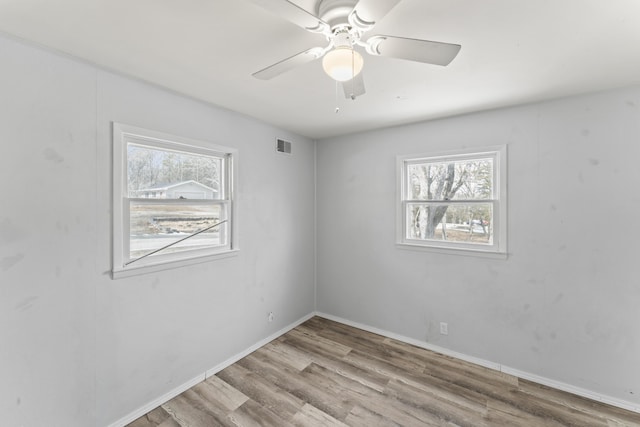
(397, 146), (506, 255)
(112, 123), (237, 277)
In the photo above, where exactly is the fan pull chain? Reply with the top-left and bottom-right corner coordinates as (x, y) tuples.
(351, 49), (355, 100)
(335, 80), (340, 113)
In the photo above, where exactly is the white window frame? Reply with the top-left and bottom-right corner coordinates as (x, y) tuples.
(112, 123), (238, 278)
(396, 145), (507, 257)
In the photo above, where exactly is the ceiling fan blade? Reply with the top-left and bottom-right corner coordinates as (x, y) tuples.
(253, 47), (325, 80)
(246, 0), (329, 33)
(349, 0), (402, 31)
(341, 72), (366, 99)
(366, 35), (461, 66)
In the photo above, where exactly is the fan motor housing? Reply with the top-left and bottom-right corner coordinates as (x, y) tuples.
(317, 0), (357, 29)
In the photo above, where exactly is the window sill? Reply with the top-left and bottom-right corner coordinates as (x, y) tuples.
(396, 242), (508, 260)
(111, 249), (239, 279)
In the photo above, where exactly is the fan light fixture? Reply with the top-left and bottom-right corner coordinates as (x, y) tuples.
(251, 0), (462, 102)
(322, 47), (363, 82)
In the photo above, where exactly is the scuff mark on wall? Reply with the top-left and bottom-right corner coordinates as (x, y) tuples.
(1, 253), (24, 271)
(56, 221), (69, 234)
(43, 147), (64, 164)
(15, 296), (38, 311)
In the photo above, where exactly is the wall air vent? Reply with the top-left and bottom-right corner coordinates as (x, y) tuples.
(276, 138), (292, 154)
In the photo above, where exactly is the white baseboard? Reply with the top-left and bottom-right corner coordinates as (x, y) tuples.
(107, 310), (639, 427)
(204, 311), (316, 379)
(316, 312), (640, 415)
(107, 312), (315, 427)
(107, 373), (206, 427)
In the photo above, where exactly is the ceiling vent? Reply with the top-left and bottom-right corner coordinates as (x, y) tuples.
(276, 138), (292, 154)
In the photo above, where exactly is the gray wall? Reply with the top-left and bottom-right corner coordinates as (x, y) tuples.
(0, 34), (316, 427)
(3, 28), (640, 427)
(316, 87), (640, 407)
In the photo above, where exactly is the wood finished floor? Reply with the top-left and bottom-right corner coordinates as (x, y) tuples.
(127, 316), (640, 427)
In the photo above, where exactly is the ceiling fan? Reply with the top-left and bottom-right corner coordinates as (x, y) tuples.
(248, 0), (461, 99)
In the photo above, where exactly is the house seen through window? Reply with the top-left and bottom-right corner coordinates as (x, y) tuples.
(113, 124), (237, 277)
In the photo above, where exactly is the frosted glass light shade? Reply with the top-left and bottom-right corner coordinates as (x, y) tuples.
(322, 48), (364, 82)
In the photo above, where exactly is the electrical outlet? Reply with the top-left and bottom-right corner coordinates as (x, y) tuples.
(440, 322), (448, 335)
(268, 312), (274, 322)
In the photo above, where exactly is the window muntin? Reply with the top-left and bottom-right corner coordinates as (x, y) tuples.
(398, 147), (506, 254)
(113, 124), (237, 277)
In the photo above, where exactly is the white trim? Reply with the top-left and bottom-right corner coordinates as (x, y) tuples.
(396, 242), (509, 259)
(106, 312), (315, 427)
(106, 310), (640, 427)
(112, 122), (239, 278)
(204, 312), (315, 378)
(396, 145), (508, 257)
(111, 249), (239, 279)
(107, 372), (206, 427)
(315, 312), (640, 415)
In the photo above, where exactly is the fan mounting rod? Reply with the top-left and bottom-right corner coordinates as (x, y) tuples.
(318, 0), (358, 30)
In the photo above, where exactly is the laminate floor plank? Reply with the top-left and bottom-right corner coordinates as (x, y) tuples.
(200, 375), (249, 412)
(519, 379), (640, 426)
(237, 353), (357, 421)
(161, 390), (236, 427)
(384, 378), (489, 427)
(284, 327), (352, 358)
(259, 339), (313, 371)
(343, 404), (404, 427)
(216, 363), (305, 422)
(343, 348), (491, 414)
(281, 335), (391, 393)
(126, 316), (640, 427)
(309, 359), (460, 427)
(382, 338), (519, 388)
(485, 399), (562, 427)
(308, 321), (388, 355)
(490, 387), (610, 427)
(373, 388), (456, 427)
(291, 403), (350, 427)
(127, 406), (177, 427)
(325, 330), (428, 374)
(228, 399), (295, 427)
(302, 362), (383, 400)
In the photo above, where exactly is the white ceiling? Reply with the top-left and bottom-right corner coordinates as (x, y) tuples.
(1, 0), (640, 139)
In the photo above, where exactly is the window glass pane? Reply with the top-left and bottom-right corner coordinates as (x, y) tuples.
(128, 202), (227, 260)
(406, 203), (493, 245)
(407, 158), (493, 201)
(127, 144), (222, 200)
